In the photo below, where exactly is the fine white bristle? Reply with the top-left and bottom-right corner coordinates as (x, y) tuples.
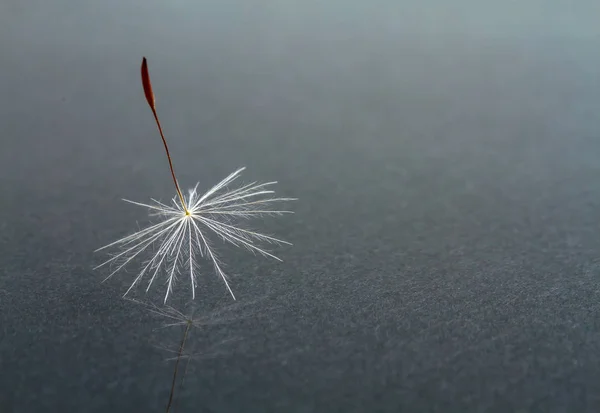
(95, 168), (295, 303)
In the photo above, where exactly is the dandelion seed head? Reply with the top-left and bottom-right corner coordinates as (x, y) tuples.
(95, 167), (295, 303)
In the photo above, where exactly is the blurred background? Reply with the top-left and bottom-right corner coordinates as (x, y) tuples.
(1, 1), (600, 411)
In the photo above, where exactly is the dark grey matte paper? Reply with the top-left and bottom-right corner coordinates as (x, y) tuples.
(2, 1), (600, 412)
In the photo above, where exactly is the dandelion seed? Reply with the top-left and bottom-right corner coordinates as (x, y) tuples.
(95, 58), (295, 303)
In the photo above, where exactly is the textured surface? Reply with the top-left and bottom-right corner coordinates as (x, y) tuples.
(2, 1), (600, 412)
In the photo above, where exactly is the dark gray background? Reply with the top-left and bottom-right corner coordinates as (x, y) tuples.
(2, 1), (600, 412)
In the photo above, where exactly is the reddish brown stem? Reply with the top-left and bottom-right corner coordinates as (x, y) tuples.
(141, 57), (188, 213)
